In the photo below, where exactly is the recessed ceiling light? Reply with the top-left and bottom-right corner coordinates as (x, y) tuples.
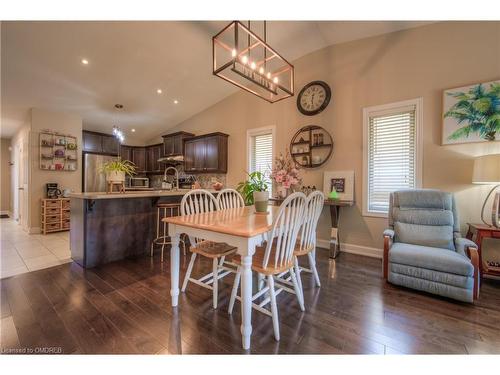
(156, 89), (162, 94)
(174, 100), (179, 104)
(81, 58), (89, 65)
(131, 129), (136, 133)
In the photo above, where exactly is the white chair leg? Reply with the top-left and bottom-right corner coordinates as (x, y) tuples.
(290, 268), (305, 312)
(212, 258), (219, 309)
(294, 256), (304, 302)
(150, 242), (154, 257)
(182, 252), (196, 292)
(308, 252), (321, 287)
(219, 256), (225, 267)
(228, 267), (241, 314)
(257, 273), (265, 291)
(267, 275), (280, 341)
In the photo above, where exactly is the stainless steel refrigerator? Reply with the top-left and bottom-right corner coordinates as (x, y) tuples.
(83, 153), (118, 192)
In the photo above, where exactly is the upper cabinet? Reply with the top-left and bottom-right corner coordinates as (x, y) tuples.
(162, 131), (194, 157)
(184, 133), (228, 173)
(132, 147), (147, 173)
(146, 144), (162, 173)
(83, 131), (119, 155)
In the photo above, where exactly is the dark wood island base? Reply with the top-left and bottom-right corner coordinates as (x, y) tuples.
(69, 191), (187, 268)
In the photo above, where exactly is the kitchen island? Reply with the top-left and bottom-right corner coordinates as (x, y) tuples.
(69, 190), (192, 268)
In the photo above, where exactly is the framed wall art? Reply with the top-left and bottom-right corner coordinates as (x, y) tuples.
(442, 79), (500, 145)
(323, 171), (354, 201)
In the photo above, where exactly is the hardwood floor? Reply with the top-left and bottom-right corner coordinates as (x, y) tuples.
(1, 249), (500, 354)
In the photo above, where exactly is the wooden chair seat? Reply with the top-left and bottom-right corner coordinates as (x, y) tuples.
(233, 245), (294, 276)
(191, 240), (237, 258)
(293, 243), (314, 257)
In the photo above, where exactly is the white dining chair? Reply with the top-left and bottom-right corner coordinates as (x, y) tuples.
(216, 188), (245, 210)
(181, 189), (237, 309)
(293, 190), (325, 289)
(228, 192), (307, 341)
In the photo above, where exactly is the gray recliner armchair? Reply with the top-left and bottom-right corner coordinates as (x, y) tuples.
(383, 189), (480, 303)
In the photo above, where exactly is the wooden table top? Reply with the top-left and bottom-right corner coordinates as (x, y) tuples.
(164, 206), (279, 238)
(467, 223), (500, 231)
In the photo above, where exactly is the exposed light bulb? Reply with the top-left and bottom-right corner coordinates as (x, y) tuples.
(81, 58), (89, 65)
(250, 61), (256, 70)
(231, 49), (237, 57)
(241, 55), (248, 64)
(131, 129), (136, 133)
(173, 100), (179, 104)
(259, 67), (264, 74)
(156, 89), (162, 94)
(273, 77), (279, 84)
(266, 72), (271, 79)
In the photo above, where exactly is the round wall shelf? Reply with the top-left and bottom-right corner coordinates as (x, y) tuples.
(290, 125), (333, 168)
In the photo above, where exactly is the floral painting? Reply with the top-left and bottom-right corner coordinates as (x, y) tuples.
(442, 80), (500, 145)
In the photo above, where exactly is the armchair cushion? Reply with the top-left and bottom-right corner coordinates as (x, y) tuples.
(455, 237), (478, 257)
(394, 222), (455, 250)
(389, 242), (474, 277)
(383, 229), (395, 239)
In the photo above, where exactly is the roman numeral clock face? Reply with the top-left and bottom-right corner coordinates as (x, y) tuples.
(297, 81), (331, 116)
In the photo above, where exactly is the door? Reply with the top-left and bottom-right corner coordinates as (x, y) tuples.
(132, 148), (146, 172)
(184, 141), (195, 172)
(120, 145), (132, 163)
(204, 136), (219, 171)
(102, 136), (119, 155)
(164, 136), (174, 156)
(193, 139), (206, 172)
(173, 135), (183, 155)
(83, 132), (102, 153)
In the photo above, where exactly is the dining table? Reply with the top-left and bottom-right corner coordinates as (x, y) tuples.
(164, 205), (278, 350)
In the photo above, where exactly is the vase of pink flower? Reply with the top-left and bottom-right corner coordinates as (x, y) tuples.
(271, 151), (302, 198)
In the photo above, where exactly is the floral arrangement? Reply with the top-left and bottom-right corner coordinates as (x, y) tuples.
(271, 151), (301, 191)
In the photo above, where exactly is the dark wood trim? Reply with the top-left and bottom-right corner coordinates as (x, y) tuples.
(383, 235), (391, 279)
(467, 246), (480, 300)
(82, 129), (115, 138)
(161, 131), (195, 138)
(183, 132), (229, 141)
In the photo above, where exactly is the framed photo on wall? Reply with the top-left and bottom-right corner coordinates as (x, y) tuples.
(442, 79), (500, 145)
(323, 171), (354, 201)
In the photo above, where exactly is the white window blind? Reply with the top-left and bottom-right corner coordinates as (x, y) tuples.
(249, 131), (273, 192)
(366, 103), (419, 214)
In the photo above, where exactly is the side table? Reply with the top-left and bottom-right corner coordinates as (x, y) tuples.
(466, 223), (500, 277)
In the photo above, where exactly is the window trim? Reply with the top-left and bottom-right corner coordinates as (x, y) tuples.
(246, 125), (276, 192)
(362, 98), (423, 218)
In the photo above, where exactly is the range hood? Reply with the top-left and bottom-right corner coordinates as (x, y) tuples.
(158, 155), (184, 163)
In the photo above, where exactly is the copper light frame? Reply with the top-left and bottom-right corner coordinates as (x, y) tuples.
(212, 21), (294, 103)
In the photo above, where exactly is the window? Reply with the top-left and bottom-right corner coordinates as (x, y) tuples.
(247, 126), (275, 194)
(363, 98), (422, 217)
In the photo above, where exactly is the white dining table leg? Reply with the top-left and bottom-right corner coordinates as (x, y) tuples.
(240, 254), (253, 350)
(170, 230), (180, 306)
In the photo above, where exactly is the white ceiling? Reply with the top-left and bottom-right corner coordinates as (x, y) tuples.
(1, 21), (433, 142)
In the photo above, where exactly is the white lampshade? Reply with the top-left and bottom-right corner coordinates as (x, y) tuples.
(472, 154), (500, 185)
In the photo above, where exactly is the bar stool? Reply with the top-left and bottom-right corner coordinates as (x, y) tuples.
(150, 202), (186, 262)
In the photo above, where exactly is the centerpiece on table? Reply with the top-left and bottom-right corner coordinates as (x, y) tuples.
(271, 151), (302, 198)
(236, 171), (270, 213)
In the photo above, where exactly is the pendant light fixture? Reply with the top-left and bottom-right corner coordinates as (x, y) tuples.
(112, 104), (125, 143)
(213, 21), (294, 103)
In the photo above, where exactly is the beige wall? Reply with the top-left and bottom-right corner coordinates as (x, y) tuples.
(1, 138), (11, 213)
(149, 21), (500, 251)
(29, 108), (82, 230)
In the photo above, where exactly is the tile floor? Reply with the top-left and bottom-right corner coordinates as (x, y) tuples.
(0, 218), (72, 279)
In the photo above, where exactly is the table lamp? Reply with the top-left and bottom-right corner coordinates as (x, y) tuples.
(472, 154), (500, 228)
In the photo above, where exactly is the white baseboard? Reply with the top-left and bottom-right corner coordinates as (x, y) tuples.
(317, 238), (383, 259)
(28, 227), (41, 234)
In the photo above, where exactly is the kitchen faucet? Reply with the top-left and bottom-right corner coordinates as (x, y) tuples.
(163, 166), (179, 191)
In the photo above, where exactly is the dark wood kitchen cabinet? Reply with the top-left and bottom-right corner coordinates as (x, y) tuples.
(120, 145), (133, 163)
(184, 133), (228, 173)
(146, 144), (162, 173)
(132, 147), (146, 172)
(83, 131), (119, 155)
(162, 131), (194, 157)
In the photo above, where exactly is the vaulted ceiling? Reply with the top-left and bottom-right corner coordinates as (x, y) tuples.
(1, 21), (433, 142)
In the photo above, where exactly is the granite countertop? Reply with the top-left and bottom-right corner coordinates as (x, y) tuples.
(68, 189), (195, 200)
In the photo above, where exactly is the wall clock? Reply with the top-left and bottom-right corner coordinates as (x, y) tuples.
(297, 81), (331, 116)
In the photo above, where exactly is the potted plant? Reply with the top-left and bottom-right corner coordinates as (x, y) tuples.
(236, 171), (270, 213)
(99, 159), (136, 182)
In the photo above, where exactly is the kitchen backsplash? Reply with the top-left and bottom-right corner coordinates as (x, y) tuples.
(149, 165), (226, 189)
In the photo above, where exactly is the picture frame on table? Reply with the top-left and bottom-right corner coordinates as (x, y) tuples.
(323, 171), (354, 201)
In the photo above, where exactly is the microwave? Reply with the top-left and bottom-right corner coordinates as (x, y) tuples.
(129, 177), (149, 188)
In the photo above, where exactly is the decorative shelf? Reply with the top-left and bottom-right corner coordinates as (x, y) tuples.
(39, 131), (78, 172)
(290, 125), (333, 168)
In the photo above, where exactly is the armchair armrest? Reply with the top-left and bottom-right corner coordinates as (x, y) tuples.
(383, 229), (394, 279)
(455, 237), (477, 257)
(466, 246), (480, 300)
